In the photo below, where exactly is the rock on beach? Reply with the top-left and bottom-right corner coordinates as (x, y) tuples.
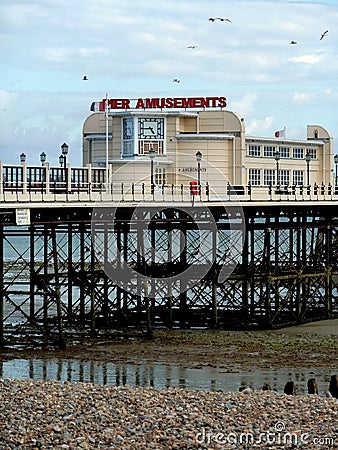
(0, 378), (337, 449)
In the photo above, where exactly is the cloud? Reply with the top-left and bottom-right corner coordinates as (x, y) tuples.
(0, 89), (19, 110)
(293, 92), (316, 102)
(246, 116), (275, 136)
(229, 93), (258, 117)
(289, 54), (323, 64)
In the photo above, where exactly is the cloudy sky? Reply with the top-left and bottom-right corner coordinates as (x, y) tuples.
(1, 0), (337, 166)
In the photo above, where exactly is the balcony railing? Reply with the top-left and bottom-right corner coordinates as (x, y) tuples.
(1, 180), (338, 204)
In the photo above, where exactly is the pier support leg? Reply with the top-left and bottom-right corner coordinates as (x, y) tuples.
(167, 280), (173, 329)
(325, 225), (332, 318)
(0, 226), (4, 347)
(51, 227), (66, 350)
(211, 278), (218, 328)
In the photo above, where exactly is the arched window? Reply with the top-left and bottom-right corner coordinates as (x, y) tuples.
(314, 129), (318, 139)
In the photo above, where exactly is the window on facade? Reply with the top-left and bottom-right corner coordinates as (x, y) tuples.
(138, 140), (164, 155)
(263, 146), (275, 157)
(264, 169), (275, 186)
(279, 147), (290, 158)
(306, 148), (317, 159)
(155, 168), (166, 185)
(122, 141), (134, 157)
(293, 147), (304, 159)
(293, 170), (304, 186)
(279, 169), (290, 186)
(248, 145), (261, 157)
(122, 117), (135, 158)
(248, 169), (261, 185)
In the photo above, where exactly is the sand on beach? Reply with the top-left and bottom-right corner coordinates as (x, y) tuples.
(2, 318), (337, 371)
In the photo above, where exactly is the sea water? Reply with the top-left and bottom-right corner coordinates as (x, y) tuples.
(0, 357), (335, 395)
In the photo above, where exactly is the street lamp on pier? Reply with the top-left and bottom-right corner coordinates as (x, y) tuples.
(20, 153), (26, 164)
(61, 142), (69, 166)
(334, 154), (338, 192)
(195, 151), (202, 195)
(59, 154), (65, 167)
(149, 146), (155, 196)
(61, 142), (69, 191)
(305, 151), (311, 187)
(274, 150), (280, 186)
(40, 152), (47, 165)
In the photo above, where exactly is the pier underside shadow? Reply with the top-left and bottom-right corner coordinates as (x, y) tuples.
(1, 203), (338, 348)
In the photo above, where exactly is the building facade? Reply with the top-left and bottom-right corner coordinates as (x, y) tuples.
(82, 96), (334, 194)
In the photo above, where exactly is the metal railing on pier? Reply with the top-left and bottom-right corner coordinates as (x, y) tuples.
(1, 162), (338, 204)
(1, 180), (338, 204)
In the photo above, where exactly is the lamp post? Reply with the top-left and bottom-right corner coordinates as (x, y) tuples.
(149, 146), (155, 196)
(20, 153), (26, 163)
(39, 152), (47, 188)
(334, 154), (338, 189)
(305, 151), (311, 187)
(61, 142), (69, 166)
(195, 151), (202, 195)
(40, 152), (47, 165)
(61, 142), (69, 192)
(274, 150), (280, 186)
(59, 154), (65, 167)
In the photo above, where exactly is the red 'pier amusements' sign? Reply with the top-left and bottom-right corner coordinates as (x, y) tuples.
(90, 96), (227, 111)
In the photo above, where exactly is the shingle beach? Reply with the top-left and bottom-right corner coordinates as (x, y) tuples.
(0, 378), (337, 449)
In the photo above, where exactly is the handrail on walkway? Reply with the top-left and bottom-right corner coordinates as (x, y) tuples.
(1, 180), (338, 204)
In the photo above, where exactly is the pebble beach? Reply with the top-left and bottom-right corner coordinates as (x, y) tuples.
(0, 378), (337, 449)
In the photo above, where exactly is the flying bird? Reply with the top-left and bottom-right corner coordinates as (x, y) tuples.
(82, 75), (88, 80)
(320, 30), (328, 40)
(289, 40), (298, 45)
(172, 78), (180, 83)
(208, 17), (232, 22)
(187, 45), (198, 49)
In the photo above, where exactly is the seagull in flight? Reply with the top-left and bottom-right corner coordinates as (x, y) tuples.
(289, 40), (298, 45)
(209, 17), (232, 22)
(320, 30), (328, 40)
(187, 45), (198, 49)
(172, 78), (180, 83)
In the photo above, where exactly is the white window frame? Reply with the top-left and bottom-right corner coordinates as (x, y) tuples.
(293, 170), (304, 186)
(279, 146), (290, 158)
(248, 168), (261, 185)
(264, 146), (275, 157)
(279, 169), (290, 186)
(264, 169), (275, 186)
(248, 145), (261, 157)
(155, 167), (166, 185)
(293, 147), (304, 159)
(306, 148), (317, 159)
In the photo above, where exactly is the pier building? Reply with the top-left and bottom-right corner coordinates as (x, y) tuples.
(82, 96), (334, 193)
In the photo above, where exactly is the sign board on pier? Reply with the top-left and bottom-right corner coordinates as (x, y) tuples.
(16, 208), (31, 226)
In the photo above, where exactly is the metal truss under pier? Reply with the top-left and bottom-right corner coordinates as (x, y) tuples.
(1, 202), (338, 347)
